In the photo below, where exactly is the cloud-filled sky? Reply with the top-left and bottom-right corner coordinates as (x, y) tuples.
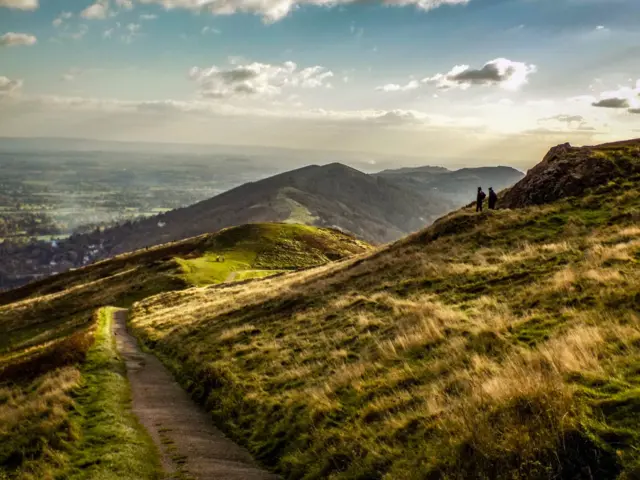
(0, 0), (639, 167)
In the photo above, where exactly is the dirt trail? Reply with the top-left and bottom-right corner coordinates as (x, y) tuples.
(112, 309), (278, 480)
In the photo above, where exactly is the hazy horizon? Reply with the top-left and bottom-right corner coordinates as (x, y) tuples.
(0, 135), (532, 172)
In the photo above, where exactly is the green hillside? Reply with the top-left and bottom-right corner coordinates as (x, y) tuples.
(128, 143), (640, 478)
(0, 223), (370, 479)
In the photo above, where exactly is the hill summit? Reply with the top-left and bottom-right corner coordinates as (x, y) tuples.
(501, 138), (640, 209)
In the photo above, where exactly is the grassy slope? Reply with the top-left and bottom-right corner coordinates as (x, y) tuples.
(0, 308), (159, 480)
(130, 173), (640, 479)
(175, 223), (370, 286)
(0, 223), (369, 478)
(67, 307), (160, 480)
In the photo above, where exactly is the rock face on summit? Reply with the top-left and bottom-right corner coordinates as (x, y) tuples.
(501, 139), (640, 209)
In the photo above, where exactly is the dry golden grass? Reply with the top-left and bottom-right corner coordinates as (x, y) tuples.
(128, 175), (640, 478)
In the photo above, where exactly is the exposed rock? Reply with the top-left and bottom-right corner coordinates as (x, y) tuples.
(501, 139), (640, 209)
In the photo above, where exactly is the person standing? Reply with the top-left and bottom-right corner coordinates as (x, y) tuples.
(476, 187), (486, 212)
(488, 187), (498, 210)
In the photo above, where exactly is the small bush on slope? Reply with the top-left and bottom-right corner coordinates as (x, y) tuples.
(130, 175), (640, 479)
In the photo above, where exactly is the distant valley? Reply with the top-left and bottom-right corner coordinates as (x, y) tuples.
(0, 160), (522, 290)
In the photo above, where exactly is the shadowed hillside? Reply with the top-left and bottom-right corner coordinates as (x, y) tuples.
(1, 162), (525, 292)
(0, 163), (450, 291)
(0, 223), (369, 479)
(128, 140), (640, 479)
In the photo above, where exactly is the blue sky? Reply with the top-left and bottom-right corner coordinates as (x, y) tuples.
(0, 0), (638, 166)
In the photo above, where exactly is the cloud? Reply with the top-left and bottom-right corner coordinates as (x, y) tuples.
(536, 114), (600, 133)
(190, 61), (334, 99)
(0, 76), (23, 96)
(133, 0), (470, 22)
(372, 110), (425, 125)
(81, 0), (109, 19)
(58, 24), (89, 40)
(590, 80), (640, 112)
(538, 114), (584, 126)
(122, 23), (142, 43)
(0, 0), (37, 10)
(423, 58), (537, 91)
(9, 93), (456, 130)
(592, 97), (630, 109)
(102, 22), (141, 42)
(62, 68), (83, 82)
(140, 13), (158, 19)
(201, 26), (221, 34)
(53, 11), (73, 27)
(376, 80), (419, 92)
(116, 0), (134, 9)
(0, 32), (37, 46)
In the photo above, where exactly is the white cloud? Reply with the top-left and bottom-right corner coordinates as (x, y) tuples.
(60, 24), (89, 40)
(116, 0), (134, 9)
(0, 0), (37, 10)
(423, 58), (537, 91)
(590, 79), (640, 113)
(52, 11), (73, 27)
(0, 76), (23, 96)
(201, 26), (221, 34)
(0, 32), (37, 46)
(536, 114), (599, 132)
(9, 93), (481, 132)
(376, 80), (419, 92)
(190, 61), (334, 99)
(140, 13), (158, 19)
(61, 67), (84, 82)
(135, 0), (470, 22)
(122, 23), (142, 42)
(81, 0), (109, 19)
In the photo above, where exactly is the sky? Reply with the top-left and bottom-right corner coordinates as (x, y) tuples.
(0, 0), (639, 167)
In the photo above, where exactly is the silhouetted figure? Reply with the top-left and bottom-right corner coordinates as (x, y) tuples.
(488, 187), (497, 210)
(476, 187), (486, 212)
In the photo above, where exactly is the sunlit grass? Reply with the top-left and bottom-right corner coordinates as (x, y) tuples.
(130, 173), (640, 479)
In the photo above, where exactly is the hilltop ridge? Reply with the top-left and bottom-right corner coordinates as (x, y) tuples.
(502, 138), (640, 209)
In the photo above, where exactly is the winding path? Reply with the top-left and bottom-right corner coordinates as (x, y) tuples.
(112, 309), (278, 480)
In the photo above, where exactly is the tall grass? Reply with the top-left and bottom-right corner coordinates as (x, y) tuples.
(130, 177), (640, 479)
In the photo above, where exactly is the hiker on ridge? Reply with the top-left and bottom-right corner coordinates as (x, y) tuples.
(488, 187), (498, 210)
(476, 187), (486, 212)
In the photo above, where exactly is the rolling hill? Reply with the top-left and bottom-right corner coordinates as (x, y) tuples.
(0, 223), (369, 479)
(123, 139), (640, 479)
(4, 139), (638, 479)
(1, 162), (523, 291)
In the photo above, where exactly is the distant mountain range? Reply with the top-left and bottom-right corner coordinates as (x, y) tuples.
(0, 162), (523, 290)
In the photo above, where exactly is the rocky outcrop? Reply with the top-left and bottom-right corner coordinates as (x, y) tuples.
(501, 139), (640, 209)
